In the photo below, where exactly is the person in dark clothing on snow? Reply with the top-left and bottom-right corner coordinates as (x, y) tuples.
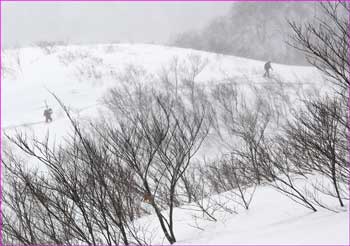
(263, 61), (273, 78)
(43, 108), (53, 123)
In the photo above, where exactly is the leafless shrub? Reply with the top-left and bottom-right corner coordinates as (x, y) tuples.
(284, 96), (348, 207)
(182, 166), (218, 222)
(2, 97), (150, 245)
(211, 82), (272, 185)
(286, 1), (349, 209)
(58, 50), (91, 66)
(204, 156), (257, 210)
(36, 41), (59, 55)
(288, 1), (349, 98)
(100, 65), (212, 244)
(75, 62), (103, 81)
(308, 178), (348, 212)
(256, 139), (318, 212)
(57, 50), (109, 82)
(259, 77), (295, 127)
(180, 163), (238, 224)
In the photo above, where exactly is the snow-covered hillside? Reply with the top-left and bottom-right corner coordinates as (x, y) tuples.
(141, 181), (348, 245)
(2, 43), (323, 132)
(2, 43), (348, 245)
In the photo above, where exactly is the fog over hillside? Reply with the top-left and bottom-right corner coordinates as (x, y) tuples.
(2, 2), (231, 48)
(1, 2), (349, 245)
(172, 2), (321, 65)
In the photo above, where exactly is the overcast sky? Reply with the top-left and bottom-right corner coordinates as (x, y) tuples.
(2, 2), (232, 48)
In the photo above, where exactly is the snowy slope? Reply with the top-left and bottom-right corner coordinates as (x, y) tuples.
(2, 43), (347, 245)
(148, 184), (348, 245)
(2, 43), (324, 132)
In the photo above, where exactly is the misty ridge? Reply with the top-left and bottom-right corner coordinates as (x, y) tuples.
(172, 2), (324, 65)
(1, 1), (349, 245)
(4, 2), (322, 65)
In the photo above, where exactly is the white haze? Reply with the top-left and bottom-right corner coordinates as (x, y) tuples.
(2, 2), (232, 48)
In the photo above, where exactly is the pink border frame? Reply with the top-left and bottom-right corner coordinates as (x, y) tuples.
(0, 0), (342, 2)
(0, 0), (349, 246)
(0, 0), (344, 3)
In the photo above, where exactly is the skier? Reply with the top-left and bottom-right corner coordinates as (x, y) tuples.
(43, 107), (53, 123)
(263, 61), (273, 78)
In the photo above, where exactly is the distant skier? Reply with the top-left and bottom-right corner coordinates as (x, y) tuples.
(263, 61), (273, 78)
(43, 107), (53, 123)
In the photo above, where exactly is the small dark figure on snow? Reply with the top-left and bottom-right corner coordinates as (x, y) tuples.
(43, 108), (53, 123)
(142, 192), (153, 204)
(263, 61), (273, 78)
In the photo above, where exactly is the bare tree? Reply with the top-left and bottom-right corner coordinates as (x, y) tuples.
(101, 69), (211, 244)
(284, 96), (348, 207)
(181, 164), (219, 222)
(256, 138), (318, 212)
(211, 82), (272, 185)
(2, 98), (149, 245)
(205, 155), (257, 210)
(287, 1), (349, 208)
(289, 1), (349, 97)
